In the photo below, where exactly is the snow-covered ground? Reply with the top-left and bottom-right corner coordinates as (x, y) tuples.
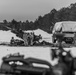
(0, 46), (76, 66)
(0, 30), (54, 67)
(0, 29), (52, 44)
(0, 46), (57, 66)
(0, 30), (23, 43)
(0, 30), (76, 68)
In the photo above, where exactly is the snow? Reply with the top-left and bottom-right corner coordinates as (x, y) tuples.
(0, 46), (76, 67)
(0, 30), (54, 68)
(0, 29), (52, 44)
(0, 30), (23, 43)
(0, 46), (58, 68)
(0, 30), (76, 68)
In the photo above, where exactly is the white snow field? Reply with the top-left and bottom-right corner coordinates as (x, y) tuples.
(0, 46), (76, 66)
(0, 30), (76, 67)
(0, 30), (23, 43)
(0, 46), (66, 70)
(0, 46), (58, 67)
(0, 30), (53, 66)
(0, 29), (53, 44)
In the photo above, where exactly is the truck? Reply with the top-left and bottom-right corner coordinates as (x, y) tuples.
(52, 21), (76, 44)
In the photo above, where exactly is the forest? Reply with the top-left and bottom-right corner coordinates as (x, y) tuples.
(1, 3), (76, 33)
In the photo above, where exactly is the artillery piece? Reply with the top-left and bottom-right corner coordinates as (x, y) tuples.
(1, 25), (42, 46)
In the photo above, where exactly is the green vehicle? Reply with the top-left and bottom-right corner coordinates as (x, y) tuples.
(52, 21), (76, 43)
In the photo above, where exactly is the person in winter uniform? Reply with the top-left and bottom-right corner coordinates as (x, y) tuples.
(23, 33), (28, 46)
(30, 32), (34, 46)
(10, 37), (15, 45)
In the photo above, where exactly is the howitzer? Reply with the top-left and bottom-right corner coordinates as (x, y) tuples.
(1, 24), (42, 46)
(0, 53), (53, 75)
(1, 24), (24, 39)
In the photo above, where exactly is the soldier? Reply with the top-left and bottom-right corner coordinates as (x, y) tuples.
(23, 33), (28, 46)
(27, 33), (31, 46)
(30, 32), (34, 46)
(10, 37), (15, 45)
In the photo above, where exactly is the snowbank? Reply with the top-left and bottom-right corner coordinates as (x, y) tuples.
(0, 30), (23, 43)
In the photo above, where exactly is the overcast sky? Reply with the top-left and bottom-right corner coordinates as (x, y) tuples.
(0, 0), (76, 21)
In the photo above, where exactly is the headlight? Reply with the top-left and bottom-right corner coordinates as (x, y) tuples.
(62, 52), (67, 56)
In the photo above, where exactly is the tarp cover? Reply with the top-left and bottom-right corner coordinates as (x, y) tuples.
(53, 21), (76, 33)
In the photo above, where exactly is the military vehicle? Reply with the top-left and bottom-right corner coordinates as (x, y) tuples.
(52, 21), (76, 44)
(0, 53), (53, 75)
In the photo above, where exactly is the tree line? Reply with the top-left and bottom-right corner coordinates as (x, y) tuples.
(1, 3), (76, 33)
